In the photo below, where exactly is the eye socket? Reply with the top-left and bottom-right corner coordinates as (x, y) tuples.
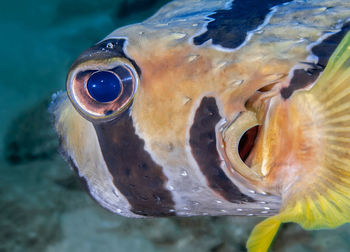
(87, 71), (122, 103)
(67, 61), (138, 122)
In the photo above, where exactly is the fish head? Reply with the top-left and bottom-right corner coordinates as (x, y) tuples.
(53, 0), (343, 218)
(51, 17), (288, 217)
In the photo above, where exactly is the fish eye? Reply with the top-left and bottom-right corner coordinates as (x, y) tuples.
(87, 71), (122, 103)
(66, 60), (138, 122)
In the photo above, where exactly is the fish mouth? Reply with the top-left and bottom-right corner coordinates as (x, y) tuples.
(220, 110), (261, 184)
(220, 88), (278, 189)
(238, 125), (260, 163)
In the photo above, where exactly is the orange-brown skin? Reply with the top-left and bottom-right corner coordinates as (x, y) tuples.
(126, 36), (333, 198)
(127, 39), (295, 180)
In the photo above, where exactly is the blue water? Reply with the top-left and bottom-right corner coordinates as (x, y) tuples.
(1, 1), (350, 251)
(0, 0), (170, 156)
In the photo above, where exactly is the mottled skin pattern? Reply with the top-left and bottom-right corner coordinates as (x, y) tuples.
(52, 0), (350, 218)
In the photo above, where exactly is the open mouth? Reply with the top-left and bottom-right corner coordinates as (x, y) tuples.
(219, 109), (262, 184)
(219, 78), (283, 186)
(220, 87), (277, 184)
(238, 125), (260, 163)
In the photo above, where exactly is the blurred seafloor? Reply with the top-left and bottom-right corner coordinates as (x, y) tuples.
(1, 0), (350, 251)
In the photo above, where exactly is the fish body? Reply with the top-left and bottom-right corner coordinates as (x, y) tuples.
(52, 0), (350, 251)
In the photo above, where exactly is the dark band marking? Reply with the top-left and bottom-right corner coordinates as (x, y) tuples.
(193, 0), (292, 49)
(93, 111), (175, 216)
(70, 39), (141, 76)
(281, 22), (350, 99)
(189, 97), (254, 203)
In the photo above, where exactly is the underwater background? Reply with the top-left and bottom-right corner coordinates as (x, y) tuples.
(1, 0), (350, 251)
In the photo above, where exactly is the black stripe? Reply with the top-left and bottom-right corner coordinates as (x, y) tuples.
(189, 97), (254, 203)
(93, 111), (175, 216)
(281, 22), (350, 99)
(193, 0), (292, 49)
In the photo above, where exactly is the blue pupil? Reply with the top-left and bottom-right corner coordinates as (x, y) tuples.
(87, 71), (121, 103)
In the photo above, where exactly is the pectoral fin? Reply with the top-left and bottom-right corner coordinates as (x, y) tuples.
(247, 32), (350, 252)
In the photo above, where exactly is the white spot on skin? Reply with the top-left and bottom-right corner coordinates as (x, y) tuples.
(264, 207), (271, 210)
(183, 207), (189, 210)
(216, 200), (222, 204)
(231, 80), (244, 86)
(170, 32), (187, 40)
(249, 190), (256, 194)
(188, 55), (199, 62)
(116, 209), (122, 214)
(169, 209), (175, 213)
(261, 211), (269, 214)
(167, 185), (175, 191)
(248, 214), (254, 216)
(237, 208), (243, 211)
(182, 96), (192, 105)
(181, 170), (188, 176)
(220, 209), (227, 213)
(215, 61), (227, 70)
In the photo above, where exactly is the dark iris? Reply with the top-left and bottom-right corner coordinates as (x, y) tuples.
(87, 71), (121, 102)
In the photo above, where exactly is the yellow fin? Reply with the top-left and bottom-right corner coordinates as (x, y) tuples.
(247, 32), (350, 251)
(288, 31), (350, 229)
(246, 216), (281, 252)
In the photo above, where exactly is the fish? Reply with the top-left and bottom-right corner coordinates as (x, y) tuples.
(50, 0), (350, 251)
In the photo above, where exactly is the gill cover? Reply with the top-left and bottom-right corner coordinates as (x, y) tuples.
(247, 32), (350, 251)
